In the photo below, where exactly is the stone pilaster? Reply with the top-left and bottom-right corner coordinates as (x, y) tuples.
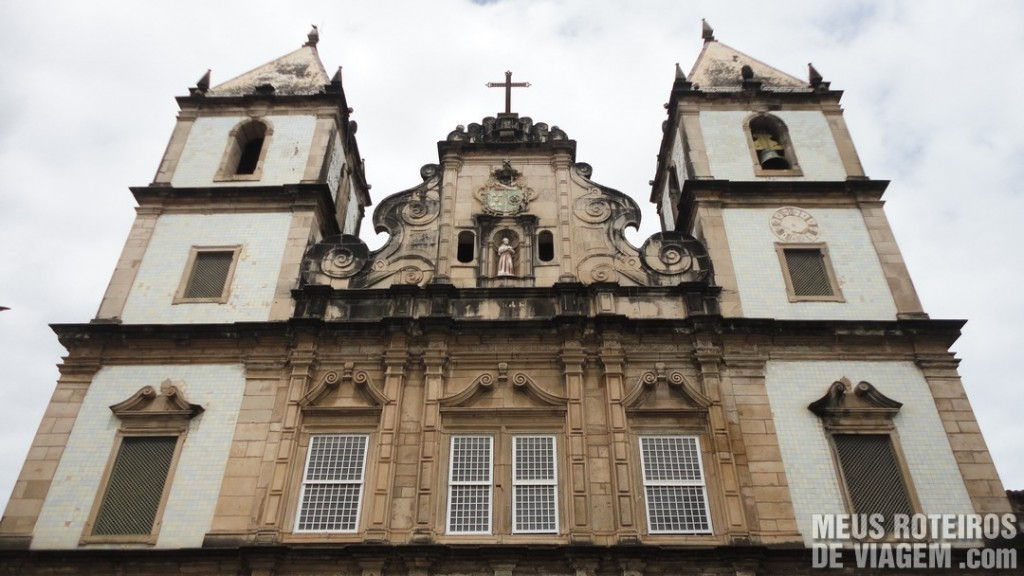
(599, 334), (639, 542)
(412, 331), (447, 541)
(560, 336), (591, 541)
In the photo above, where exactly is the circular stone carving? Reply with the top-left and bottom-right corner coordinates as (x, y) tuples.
(641, 233), (695, 275)
(401, 200), (438, 226)
(574, 196), (612, 223)
(590, 264), (617, 283)
(770, 206), (820, 242)
(400, 266), (424, 285)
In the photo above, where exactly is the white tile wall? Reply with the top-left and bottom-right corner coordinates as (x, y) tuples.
(722, 207), (897, 320)
(764, 360), (975, 546)
(171, 115), (316, 187)
(699, 110), (846, 181)
(31, 364), (246, 549)
(120, 212), (292, 324)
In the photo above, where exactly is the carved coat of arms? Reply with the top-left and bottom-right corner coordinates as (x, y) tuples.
(476, 160), (535, 216)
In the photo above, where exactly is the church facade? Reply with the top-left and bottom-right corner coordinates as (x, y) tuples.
(0, 24), (1016, 575)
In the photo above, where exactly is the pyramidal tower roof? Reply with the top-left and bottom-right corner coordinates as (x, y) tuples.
(207, 27), (330, 97)
(688, 22), (808, 92)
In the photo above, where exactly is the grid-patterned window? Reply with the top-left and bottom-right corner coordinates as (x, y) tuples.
(639, 436), (712, 534)
(93, 436), (177, 536)
(512, 436), (558, 533)
(833, 434), (914, 530)
(295, 434), (368, 533)
(447, 435), (493, 534)
(777, 244), (844, 302)
(177, 247), (239, 302)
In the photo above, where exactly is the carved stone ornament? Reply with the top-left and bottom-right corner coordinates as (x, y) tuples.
(302, 234), (369, 281)
(770, 206), (819, 242)
(808, 378), (902, 429)
(439, 362), (567, 408)
(300, 362), (390, 411)
(476, 161), (536, 216)
(622, 363), (710, 412)
(109, 380), (204, 427)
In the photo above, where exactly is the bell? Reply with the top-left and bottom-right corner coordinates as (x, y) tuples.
(758, 148), (790, 170)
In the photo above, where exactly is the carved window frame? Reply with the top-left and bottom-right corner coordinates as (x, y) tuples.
(173, 245), (242, 304)
(621, 364), (719, 538)
(283, 366), (386, 541)
(214, 118), (273, 182)
(775, 242), (844, 302)
(81, 382), (202, 545)
(744, 113), (803, 177)
(809, 379), (922, 525)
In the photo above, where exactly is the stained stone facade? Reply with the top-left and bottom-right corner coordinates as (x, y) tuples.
(0, 25), (1017, 575)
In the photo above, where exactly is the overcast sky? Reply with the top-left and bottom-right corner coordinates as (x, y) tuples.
(1, 1), (1022, 516)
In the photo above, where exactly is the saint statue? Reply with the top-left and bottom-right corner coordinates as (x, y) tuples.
(496, 237), (516, 277)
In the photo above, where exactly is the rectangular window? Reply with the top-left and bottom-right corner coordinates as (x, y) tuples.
(512, 435), (558, 533)
(447, 435), (493, 534)
(174, 246), (240, 303)
(639, 436), (712, 534)
(295, 434), (369, 533)
(92, 436), (177, 537)
(776, 243), (844, 302)
(832, 434), (914, 528)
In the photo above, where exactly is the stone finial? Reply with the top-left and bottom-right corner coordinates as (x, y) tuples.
(305, 24), (319, 47)
(808, 62), (823, 87)
(675, 62), (685, 80)
(701, 18), (715, 42)
(195, 69), (211, 92)
(741, 64), (754, 80)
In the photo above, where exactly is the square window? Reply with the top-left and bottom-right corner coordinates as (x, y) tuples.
(776, 243), (844, 302)
(639, 436), (712, 534)
(295, 434), (369, 533)
(174, 246), (241, 304)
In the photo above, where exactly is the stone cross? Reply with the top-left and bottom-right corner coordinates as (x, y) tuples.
(486, 71), (530, 114)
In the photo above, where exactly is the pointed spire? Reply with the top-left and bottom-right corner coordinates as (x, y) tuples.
(808, 62), (823, 87)
(196, 69), (211, 92)
(701, 18), (715, 42)
(675, 62), (685, 80)
(305, 24), (319, 47)
(331, 66), (343, 84)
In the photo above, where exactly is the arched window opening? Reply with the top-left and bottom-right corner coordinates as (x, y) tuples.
(537, 230), (554, 262)
(457, 231), (475, 263)
(233, 121), (267, 175)
(749, 116), (791, 170)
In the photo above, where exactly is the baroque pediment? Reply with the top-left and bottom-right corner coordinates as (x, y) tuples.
(109, 380), (204, 423)
(301, 362), (390, 413)
(623, 363), (710, 413)
(808, 378), (902, 426)
(439, 363), (567, 412)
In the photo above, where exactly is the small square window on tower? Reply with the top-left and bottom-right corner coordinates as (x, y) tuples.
(90, 435), (179, 539)
(775, 243), (844, 302)
(174, 246), (241, 304)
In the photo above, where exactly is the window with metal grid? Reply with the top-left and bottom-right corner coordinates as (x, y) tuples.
(92, 436), (177, 536)
(182, 250), (235, 299)
(512, 436), (558, 533)
(833, 434), (914, 527)
(295, 434), (368, 532)
(783, 248), (834, 296)
(447, 435), (492, 534)
(639, 436), (712, 534)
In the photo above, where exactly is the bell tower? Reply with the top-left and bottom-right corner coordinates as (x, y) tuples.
(651, 20), (926, 321)
(95, 27), (370, 325)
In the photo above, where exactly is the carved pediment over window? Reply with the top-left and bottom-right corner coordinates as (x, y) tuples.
(109, 380), (203, 431)
(623, 363), (710, 415)
(301, 362), (390, 415)
(439, 362), (567, 413)
(808, 378), (902, 430)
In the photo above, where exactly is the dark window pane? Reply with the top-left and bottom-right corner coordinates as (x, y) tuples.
(93, 436), (176, 536)
(784, 248), (833, 296)
(183, 251), (234, 299)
